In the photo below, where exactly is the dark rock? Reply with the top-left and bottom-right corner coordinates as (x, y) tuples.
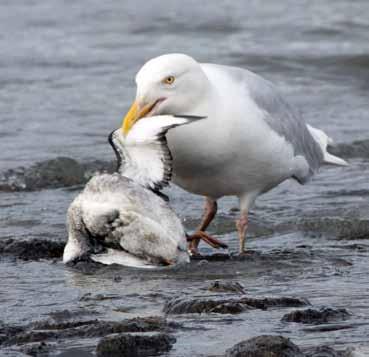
(208, 281), (246, 294)
(304, 345), (350, 357)
(0, 322), (24, 345)
(163, 296), (308, 315)
(191, 250), (264, 262)
(329, 139), (369, 159)
(24, 157), (86, 189)
(79, 293), (121, 302)
(20, 341), (51, 356)
(282, 308), (350, 324)
(298, 218), (369, 240)
(0, 157), (114, 192)
(65, 256), (104, 273)
(302, 323), (354, 333)
(46, 309), (97, 322)
(240, 296), (309, 309)
(0, 239), (64, 260)
(191, 253), (231, 261)
(2, 316), (170, 347)
(225, 335), (304, 357)
(210, 302), (252, 314)
(58, 348), (93, 357)
(31, 319), (98, 331)
(164, 297), (243, 314)
(96, 333), (175, 357)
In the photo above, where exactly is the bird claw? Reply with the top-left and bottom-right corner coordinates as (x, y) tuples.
(186, 231), (228, 250)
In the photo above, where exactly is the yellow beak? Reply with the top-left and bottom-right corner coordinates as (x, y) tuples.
(121, 100), (157, 135)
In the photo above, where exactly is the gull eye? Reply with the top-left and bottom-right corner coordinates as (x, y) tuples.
(163, 75), (175, 85)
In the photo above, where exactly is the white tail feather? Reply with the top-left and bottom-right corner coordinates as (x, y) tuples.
(307, 124), (348, 166)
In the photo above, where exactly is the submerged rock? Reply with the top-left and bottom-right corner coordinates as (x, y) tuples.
(208, 281), (246, 294)
(79, 293), (122, 302)
(20, 341), (51, 356)
(0, 157), (114, 192)
(304, 345), (351, 357)
(282, 308), (350, 324)
(329, 139), (369, 159)
(163, 297), (244, 314)
(240, 296), (309, 309)
(163, 295), (308, 315)
(0, 322), (24, 345)
(1, 316), (170, 347)
(225, 335), (304, 357)
(46, 309), (98, 322)
(0, 238), (64, 260)
(96, 333), (175, 357)
(298, 218), (369, 240)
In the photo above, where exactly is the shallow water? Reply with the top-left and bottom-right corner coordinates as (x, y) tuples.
(1, 1), (369, 356)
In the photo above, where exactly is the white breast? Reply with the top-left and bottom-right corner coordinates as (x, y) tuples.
(167, 65), (299, 199)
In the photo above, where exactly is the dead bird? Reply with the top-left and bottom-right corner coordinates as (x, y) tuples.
(63, 115), (204, 268)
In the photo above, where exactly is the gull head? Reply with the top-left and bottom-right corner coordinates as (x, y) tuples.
(121, 53), (208, 135)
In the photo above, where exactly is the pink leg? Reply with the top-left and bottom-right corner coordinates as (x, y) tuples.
(236, 210), (249, 253)
(187, 197), (227, 254)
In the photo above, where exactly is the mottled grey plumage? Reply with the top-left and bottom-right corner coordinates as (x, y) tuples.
(63, 115), (201, 267)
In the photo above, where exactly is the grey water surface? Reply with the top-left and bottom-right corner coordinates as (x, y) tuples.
(1, 1), (369, 356)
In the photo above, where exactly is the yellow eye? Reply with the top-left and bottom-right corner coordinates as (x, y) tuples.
(163, 75), (175, 85)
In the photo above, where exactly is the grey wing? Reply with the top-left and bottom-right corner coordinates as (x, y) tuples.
(215, 65), (324, 181)
(244, 68), (324, 178)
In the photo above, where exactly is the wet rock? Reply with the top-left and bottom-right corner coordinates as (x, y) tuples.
(302, 323), (354, 333)
(2, 316), (170, 347)
(225, 335), (304, 357)
(113, 306), (136, 313)
(208, 281), (246, 294)
(24, 157), (86, 189)
(113, 275), (122, 283)
(79, 293), (121, 302)
(191, 250), (264, 262)
(329, 139), (369, 159)
(31, 319), (98, 331)
(0, 157), (114, 192)
(239, 296), (309, 310)
(46, 309), (98, 322)
(65, 256), (104, 273)
(0, 238), (64, 260)
(96, 333), (175, 357)
(303, 345), (351, 357)
(163, 296), (308, 315)
(212, 302), (253, 314)
(298, 218), (369, 240)
(0, 322), (24, 345)
(282, 308), (350, 324)
(163, 297), (245, 314)
(20, 341), (51, 356)
(191, 253), (232, 261)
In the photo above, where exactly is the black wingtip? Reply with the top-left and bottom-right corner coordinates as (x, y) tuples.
(108, 130), (115, 147)
(108, 129), (122, 172)
(173, 115), (207, 120)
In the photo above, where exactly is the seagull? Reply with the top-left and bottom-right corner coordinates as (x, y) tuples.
(63, 115), (203, 268)
(121, 53), (347, 255)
